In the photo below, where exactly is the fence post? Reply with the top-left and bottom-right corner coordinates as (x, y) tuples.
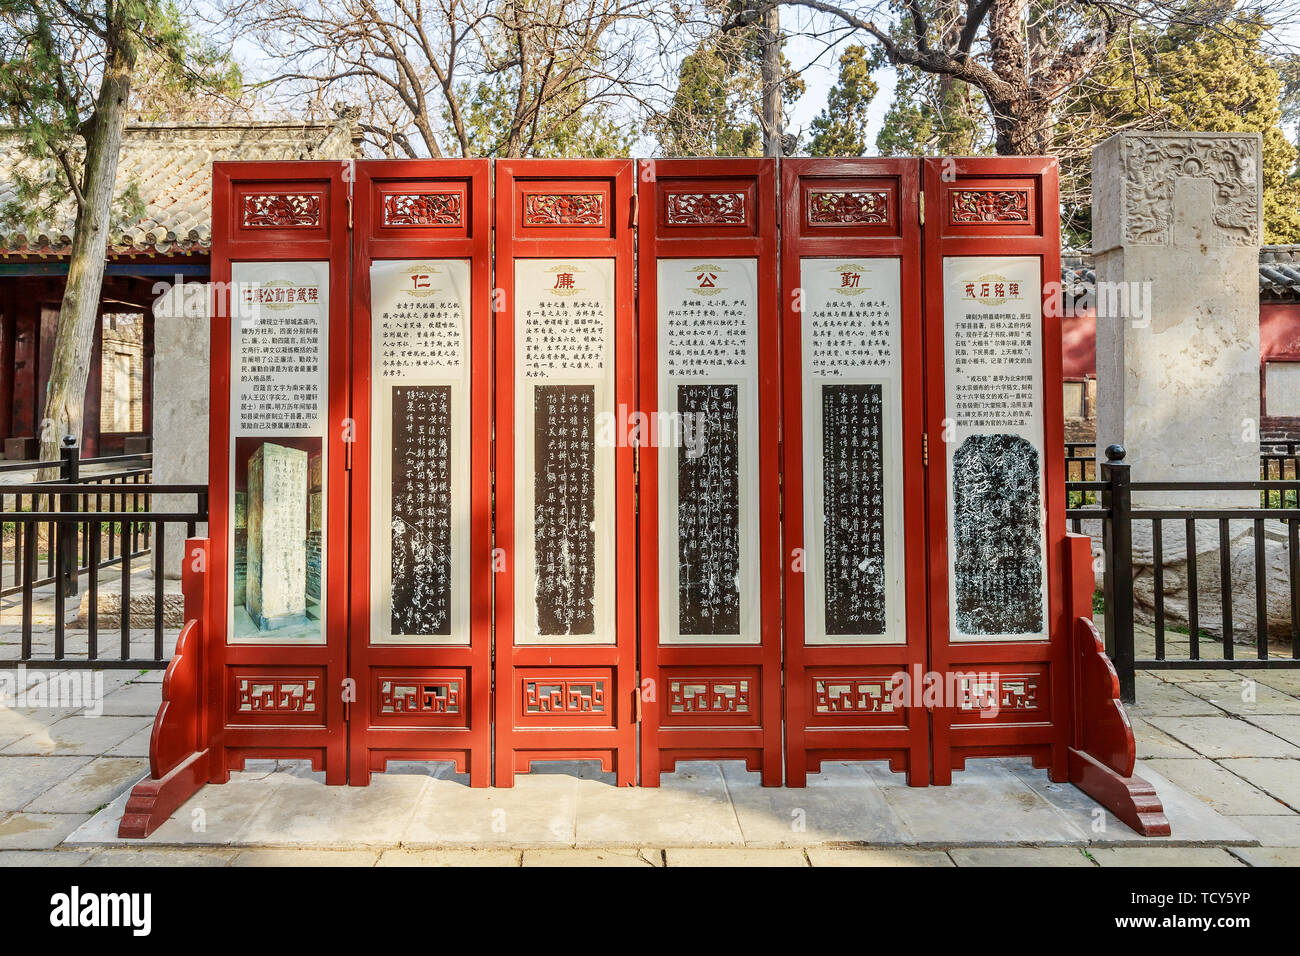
(1101, 443), (1135, 703)
(58, 435), (79, 598)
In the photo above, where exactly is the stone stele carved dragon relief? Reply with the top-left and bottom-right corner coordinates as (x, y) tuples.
(1123, 135), (1260, 246)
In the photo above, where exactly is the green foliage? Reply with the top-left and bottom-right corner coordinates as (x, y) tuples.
(875, 65), (989, 157)
(1062, 9), (1300, 245)
(806, 45), (877, 157)
(656, 11), (804, 157)
(0, 0), (239, 232)
(863, 0), (990, 157)
(455, 72), (635, 158)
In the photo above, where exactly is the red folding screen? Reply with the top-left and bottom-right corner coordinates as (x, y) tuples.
(168, 155), (1117, 802)
(348, 160), (493, 785)
(920, 157), (1070, 783)
(208, 161), (351, 783)
(779, 159), (930, 785)
(493, 160), (639, 785)
(636, 159), (782, 785)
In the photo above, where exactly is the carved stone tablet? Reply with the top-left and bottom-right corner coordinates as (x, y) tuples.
(391, 385), (453, 636)
(676, 383), (741, 635)
(951, 433), (1044, 635)
(943, 255), (1047, 640)
(821, 383), (886, 634)
(533, 384), (597, 636)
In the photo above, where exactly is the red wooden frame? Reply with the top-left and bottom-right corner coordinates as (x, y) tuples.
(779, 159), (929, 786)
(636, 158), (782, 786)
(348, 160), (493, 785)
(921, 157), (1071, 784)
(209, 162), (351, 783)
(119, 537), (211, 837)
(493, 159), (638, 785)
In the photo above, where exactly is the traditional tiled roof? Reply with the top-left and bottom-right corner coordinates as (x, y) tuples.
(0, 114), (359, 257)
(1062, 247), (1300, 303)
(1258, 246), (1300, 299)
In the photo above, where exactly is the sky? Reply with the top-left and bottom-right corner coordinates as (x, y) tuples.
(216, 1), (900, 156)
(213, 3), (1298, 157)
(782, 14), (899, 151)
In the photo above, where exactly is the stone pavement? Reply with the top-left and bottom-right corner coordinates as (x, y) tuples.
(0, 651), (1296, 866)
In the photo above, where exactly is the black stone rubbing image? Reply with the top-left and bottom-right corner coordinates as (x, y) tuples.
(534, 385), (596, 636)
(677, 383), (741, 635)
(391, 385), (453, 635)
(952, 433), (1044, 635)
(821, 384), (887, 634)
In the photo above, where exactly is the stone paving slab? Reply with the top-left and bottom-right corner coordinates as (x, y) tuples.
(233, 771), (431, 848)
(84, 847), (234, 867)
(376, 848), (523, 867)
(2, 714), (149, 756)
(1242, 714), (1300, 747)
(804, 847), (954, 867)
(1229, 846), (1300, 866)
(1146, 715), (1300, 758)
(522, 848), (661, 867)
(1, 660), (1290, 864)
(105, 724), (151, 757)
(63, 756), (1259, 851)
(1131, 677), (1222, 717)
(573, 762), (744, 847)
(1129, 716), (1199, 759)
(1118, 763), (1260, 845)
(1216, 758), (1300, 809)
(1253, 671), (1300, 697)
(402, 773), (579, 848)
(24, 756), (147, 814)
(1226, 814), (1300, 847)
(1142, 758), (1284, 816)
(98, 681), (164, 716)
(0, 849), (93, 866)
(0, 755), (92, 810)
(1180, 681), (1300, 716)
(719, 760), (912, 846)
(664, 848), (808, 866)
(875, 761), (1087, 845)
(0, 811), (92, 849)
(948, 847), (1094, 867)
(230, 848), (380, 867)
(1088, 847), (1245, 867)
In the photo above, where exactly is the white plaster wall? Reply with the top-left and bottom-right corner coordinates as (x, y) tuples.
(151, 280), (210, 578)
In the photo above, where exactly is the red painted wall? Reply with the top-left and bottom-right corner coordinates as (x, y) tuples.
(1062, 305), (1096, 379)
(1262, 303), (1300, 361)
(1064, 302), (1300, 375)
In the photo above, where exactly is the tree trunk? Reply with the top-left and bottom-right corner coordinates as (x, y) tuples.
(989, 93), (1051, 155)
(39, 40), (134, 472)
(761, 6), (782, 157)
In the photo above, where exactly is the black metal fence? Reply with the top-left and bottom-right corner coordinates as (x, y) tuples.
(1067, 440), (1299, 508)
(1065, 441), (1097, 482)
(0, 439), (154, 598)
(0, 437), (208, 669)
(1069, 445), (1300, 702)
(1262, 440), (1299, 508)
(3, 438), (1294, 691)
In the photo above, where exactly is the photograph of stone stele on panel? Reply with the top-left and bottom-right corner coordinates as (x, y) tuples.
(821, 383), (887, 634)
(391, 384), (452, 635)
(677, 382), (741, 635)
(951, 434), (1043, 635)
(534, 383), (596, 636)
(232, 436), (322, 640)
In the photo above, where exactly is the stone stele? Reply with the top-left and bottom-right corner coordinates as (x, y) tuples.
(151, 280), (211, 578)
(246, 442), (308, 630)
(1092, 132), (1263, 509)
